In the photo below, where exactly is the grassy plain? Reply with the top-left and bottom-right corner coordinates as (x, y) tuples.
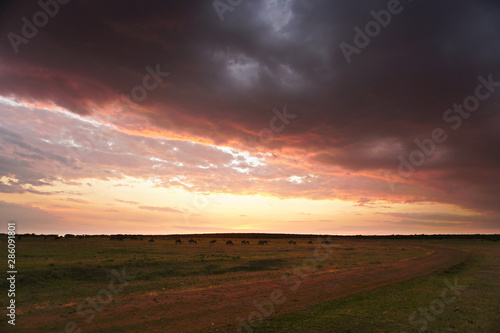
(0, 235), (498, 332)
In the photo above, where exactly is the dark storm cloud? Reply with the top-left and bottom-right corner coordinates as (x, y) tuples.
(0, 0), (499, 216)
(1, 0), (498, 141)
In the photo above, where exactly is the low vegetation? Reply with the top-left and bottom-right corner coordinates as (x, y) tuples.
(0, 234), (497, 332)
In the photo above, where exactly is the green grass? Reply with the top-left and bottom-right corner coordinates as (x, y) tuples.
(253, 243), (500, 332)
(0, 237), (497, 332)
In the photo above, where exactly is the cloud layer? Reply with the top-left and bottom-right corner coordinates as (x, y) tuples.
(0, 0), (499, 232)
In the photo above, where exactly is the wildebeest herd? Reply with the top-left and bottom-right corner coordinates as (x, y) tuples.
(166, 239), (315, 245)
(110, 237), (316, 246)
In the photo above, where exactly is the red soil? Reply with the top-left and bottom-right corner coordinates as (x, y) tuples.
(26, 245), (467, 332)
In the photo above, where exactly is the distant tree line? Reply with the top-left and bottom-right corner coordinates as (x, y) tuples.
(0, 233), (498, 242)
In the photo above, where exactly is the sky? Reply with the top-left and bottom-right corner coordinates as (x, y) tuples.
(0, 0), (499, 235)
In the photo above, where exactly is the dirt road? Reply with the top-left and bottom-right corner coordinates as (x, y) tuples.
(86, 245), (467, 332)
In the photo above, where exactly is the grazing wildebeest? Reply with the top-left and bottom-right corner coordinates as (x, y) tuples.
(188, 239), (196, 244)
(321, 240), (333, 245)
(175, 239), (182, 244)
(192, 240), (197, 245)
(209, 240), (217, 245)
(241, 240), (250, 245)
(308, 241), (313, 245)
(292, 241), (296, 245)
(226, 240), (234, 245)
(149, 239), (154, 243)
(258, 240), (267, 245)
